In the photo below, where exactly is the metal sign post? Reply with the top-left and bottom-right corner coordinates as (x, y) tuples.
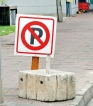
(46, 54), (50, 74)
(0, 37), (4, 104)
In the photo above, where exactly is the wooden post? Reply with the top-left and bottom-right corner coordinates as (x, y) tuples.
(46, 54), (50, 74)
(31, 57), (39, 70)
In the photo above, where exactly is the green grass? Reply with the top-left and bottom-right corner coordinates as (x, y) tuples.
(0, 26), (15, 36)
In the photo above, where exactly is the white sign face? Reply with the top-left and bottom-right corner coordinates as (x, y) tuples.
(14, 14), (57, 57)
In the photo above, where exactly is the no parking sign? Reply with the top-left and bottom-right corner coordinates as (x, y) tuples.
(14, 14), (57, 57)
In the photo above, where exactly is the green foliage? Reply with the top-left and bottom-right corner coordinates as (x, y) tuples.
(1, 0), (4, 5)
(0, 26), (15, 36)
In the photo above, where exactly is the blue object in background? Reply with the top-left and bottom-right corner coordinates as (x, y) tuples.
(66, 2), (70, 17)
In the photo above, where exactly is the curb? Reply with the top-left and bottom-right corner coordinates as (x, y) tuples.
(68, 83), (93, 106)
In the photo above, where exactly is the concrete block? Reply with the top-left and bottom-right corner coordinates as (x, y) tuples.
(27, 73), (37, 100)
(18, 71), (27, 98)
(18, 69), (76, 101)
(66, 73), (76, 99)
(56, 74), (67, 100)
(36, 75), (56, 101)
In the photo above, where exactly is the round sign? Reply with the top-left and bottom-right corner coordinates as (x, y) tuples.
(21, 21), (50, 50)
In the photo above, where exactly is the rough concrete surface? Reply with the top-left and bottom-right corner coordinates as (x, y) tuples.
(18, 70), (75, 101)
